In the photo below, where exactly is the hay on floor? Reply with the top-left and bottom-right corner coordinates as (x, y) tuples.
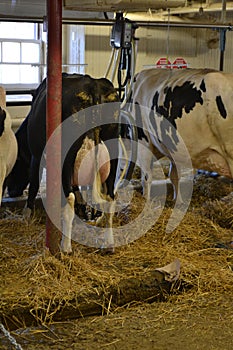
(1, 175), (233, 329)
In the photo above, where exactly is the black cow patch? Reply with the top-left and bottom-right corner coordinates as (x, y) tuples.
(149, 93), (160, 141)
(135, 102), (149, 142)
(0, 107), (6, 137)
(150, 92), (178, 153)
(200, 79), (206, 92)
(216, 95), (227, 119)
(154, 81), (203, 129)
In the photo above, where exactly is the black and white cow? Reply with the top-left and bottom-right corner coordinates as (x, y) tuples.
(6, 73), (120, 253)
(130, 68), (233, 201)
(0, 87), (17, 205)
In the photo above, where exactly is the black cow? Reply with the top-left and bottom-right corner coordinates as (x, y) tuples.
(7, 73), (120, 253)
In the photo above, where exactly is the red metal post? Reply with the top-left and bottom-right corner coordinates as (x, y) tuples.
(46, 0), (62, 255)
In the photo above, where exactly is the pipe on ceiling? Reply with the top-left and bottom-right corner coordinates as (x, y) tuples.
(0, 15), (232, 30)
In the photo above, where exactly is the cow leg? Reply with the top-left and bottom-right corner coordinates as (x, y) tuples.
(93, 176), (115, 253)
(61, 192), (75, 254)
(169, 160), (183, 204)
(24, 156), (42, 217)
(135, 141), (155, 200)
(61, 149), (76, 253)
(96, 198), (115, 253)
(142, 168), (153, 200)
(141, 155), (153, 201)
(2, 177), (7, 200)
(0, 167), (7, 205)
(90, 147), (117, 252)
(104, 212), (115, 253)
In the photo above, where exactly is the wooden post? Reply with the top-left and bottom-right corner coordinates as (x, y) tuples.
(46, 0), (62, 255)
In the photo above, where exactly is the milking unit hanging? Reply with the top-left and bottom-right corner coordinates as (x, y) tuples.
(105, 13), (139, 183)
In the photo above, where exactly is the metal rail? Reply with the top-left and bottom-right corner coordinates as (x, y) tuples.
(0, 16), (232, 30)
(6, 90), (34, 106)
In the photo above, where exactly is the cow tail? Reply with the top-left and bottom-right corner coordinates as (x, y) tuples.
(92, 135), (129, 202)
(92, 128), (109, 204)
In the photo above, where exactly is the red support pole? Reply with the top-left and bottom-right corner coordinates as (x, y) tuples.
(46, 0), (62, 255)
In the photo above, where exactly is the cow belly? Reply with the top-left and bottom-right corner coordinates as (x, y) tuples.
(72, 137), (110, 186)
(175, 114), (233, 177)
(192, 148), (231, 178)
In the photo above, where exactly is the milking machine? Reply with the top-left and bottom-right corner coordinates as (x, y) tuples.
(77, 15), (139, 221)
(105, 13), (139, 186)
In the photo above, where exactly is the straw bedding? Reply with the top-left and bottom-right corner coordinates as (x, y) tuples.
(1, 173), (233, 330)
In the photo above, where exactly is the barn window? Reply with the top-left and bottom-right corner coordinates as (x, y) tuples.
(0, 22), (42, 91)
(0, 22), (86, 90)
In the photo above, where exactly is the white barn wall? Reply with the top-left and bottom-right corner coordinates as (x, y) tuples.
(83, 24), (233, 77)
(84, 25), (113, 78)
(9, 22), (233, 131)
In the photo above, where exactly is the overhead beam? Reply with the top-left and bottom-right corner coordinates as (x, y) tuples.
(0, 16), (232, 30)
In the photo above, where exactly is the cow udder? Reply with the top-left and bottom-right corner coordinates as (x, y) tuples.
(72, 136), (110, 186)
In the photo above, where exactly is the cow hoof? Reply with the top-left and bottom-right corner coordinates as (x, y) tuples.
(100, 246), (115, 255)
(61, 250), (73, 256)
(60, 245), (73, 255)
(60, 241), (73, 255)
(23, 207), (32, 220)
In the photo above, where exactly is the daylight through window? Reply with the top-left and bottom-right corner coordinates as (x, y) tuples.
(0, 22), (42, 89)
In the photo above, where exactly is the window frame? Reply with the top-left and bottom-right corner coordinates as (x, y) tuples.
(0, 38), (42, 91)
